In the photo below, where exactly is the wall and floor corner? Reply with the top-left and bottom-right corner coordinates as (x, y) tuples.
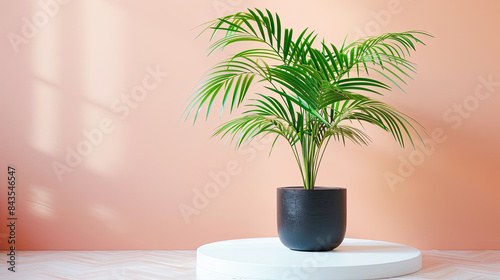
(0, 0), (499, 251)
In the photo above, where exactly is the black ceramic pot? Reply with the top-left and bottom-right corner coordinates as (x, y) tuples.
(277, 186), (346, 251)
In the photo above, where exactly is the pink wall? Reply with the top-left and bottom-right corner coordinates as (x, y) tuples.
(1, 0), (499, 250)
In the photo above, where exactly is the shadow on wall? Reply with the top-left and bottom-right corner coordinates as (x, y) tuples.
(1, 0), (172, 250)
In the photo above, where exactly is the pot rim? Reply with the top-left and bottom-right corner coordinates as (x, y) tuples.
(278, 186), (346, 191)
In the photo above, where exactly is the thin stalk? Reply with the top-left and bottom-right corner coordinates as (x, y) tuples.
(314, 137), (331, 176)
(289, 141), (306, 188)
(300, 118), (320, 190)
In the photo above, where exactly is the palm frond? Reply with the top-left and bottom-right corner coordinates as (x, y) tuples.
(185, 8), (431, 189)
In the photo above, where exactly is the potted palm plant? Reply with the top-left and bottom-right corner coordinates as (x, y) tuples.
(184, 8), (430, 251)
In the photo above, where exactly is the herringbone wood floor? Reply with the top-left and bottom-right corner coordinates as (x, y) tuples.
(0, 250), (499, 279)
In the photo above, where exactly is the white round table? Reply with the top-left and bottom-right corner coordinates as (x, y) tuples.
(197, 237), (421, 280)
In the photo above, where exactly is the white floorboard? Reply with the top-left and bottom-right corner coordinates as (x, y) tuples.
(0, 250), (499, 279)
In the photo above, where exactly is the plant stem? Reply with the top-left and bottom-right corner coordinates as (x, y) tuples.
(298, 116), (321, 190)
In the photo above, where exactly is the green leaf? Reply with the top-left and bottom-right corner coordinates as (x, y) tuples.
(186, 9), (430, 189)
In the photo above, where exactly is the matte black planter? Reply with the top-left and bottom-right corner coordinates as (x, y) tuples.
(277, 187), (346, 251)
